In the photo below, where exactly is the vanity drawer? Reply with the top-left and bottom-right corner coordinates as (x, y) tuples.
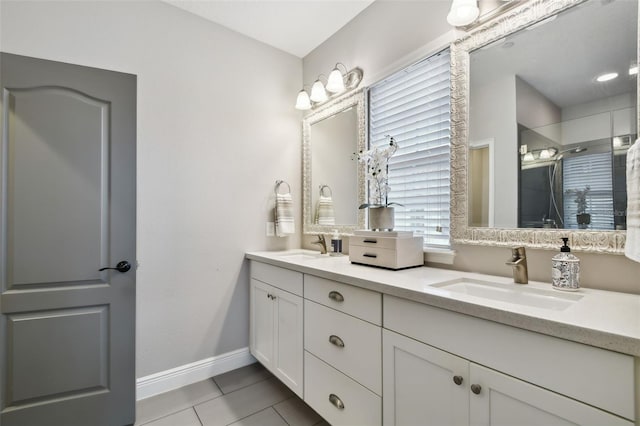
(350, 235), (399, 249)
(304, 274), (381, 325)
(349, 243), (423, 270)
(251, 261), (303, 296)
(304, 351), (381, 426)
(384, 295), (636, 421)
(304, 300), (381, 395)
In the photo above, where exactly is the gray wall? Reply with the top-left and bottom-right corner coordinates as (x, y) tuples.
(1, 0), (303, 377)
(302, 0), (640, 295)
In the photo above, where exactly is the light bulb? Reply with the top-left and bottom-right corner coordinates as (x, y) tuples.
(326, 67), (345, 93)
(295, 90), (311, 110)
(310, 79), (328, 103)
(447, 0), (479, 27)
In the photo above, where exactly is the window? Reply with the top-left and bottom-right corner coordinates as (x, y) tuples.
(368, 49), (451, 248)
(563, 152), (614, 229)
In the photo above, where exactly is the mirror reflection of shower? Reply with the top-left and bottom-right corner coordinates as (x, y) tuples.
(547, 147), (587, 228)
(518, 130), (632, 230)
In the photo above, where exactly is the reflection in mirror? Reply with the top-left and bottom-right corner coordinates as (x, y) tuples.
(311, 106), (357, 225)
(468, 0), (637, 231)
(450, 0), (637, 253)
(302, 89), (365, 235)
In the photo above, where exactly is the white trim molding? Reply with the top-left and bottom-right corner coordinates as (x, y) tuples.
(136, 347), (256, 400)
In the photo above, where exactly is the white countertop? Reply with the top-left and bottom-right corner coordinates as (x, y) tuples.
(246, 250), (640, 357)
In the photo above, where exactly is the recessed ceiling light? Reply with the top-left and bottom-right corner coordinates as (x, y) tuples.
(596, 72), (618, 82)
(629, 66), (638, 76)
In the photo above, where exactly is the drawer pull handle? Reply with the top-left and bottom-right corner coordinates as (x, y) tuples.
(363, 239), (378, 244)
(363, 253), (377, 258)
(453, 375), (463, 386)
(471, 384), (482, 395)
(329, 335), (345, 348)
(329, 393), (345, 410)
(328, 291), (344, 302)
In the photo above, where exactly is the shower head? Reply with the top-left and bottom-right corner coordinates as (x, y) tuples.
(555, 146), (586, 160)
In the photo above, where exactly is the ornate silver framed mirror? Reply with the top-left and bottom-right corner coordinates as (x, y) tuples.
(450, 0), (638, 253)
(302, 89), (366, 235)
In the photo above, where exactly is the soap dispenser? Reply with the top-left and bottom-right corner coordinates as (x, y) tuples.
(552, 237), (580, 291)
(330, 230), (342, 256)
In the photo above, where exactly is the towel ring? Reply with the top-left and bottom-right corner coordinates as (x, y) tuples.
(319, 184), (333, 197)
(275, 180), (291, 195)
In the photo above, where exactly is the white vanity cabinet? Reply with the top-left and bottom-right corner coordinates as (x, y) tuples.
(249, 262), (303, 398)
(383, 329), (470, 426)
(383, 295), (636, 426)
(247, 254), (639, 426)
(303, 275), (383, 426)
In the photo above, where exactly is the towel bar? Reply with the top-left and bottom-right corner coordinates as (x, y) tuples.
(275, 180), (291, 195)
(319, 184), (333, 197)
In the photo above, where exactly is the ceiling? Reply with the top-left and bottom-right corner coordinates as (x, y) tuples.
(163, 0), (375, 58)
(471, 0), (637, 109)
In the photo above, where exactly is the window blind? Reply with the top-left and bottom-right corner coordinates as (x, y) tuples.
(562, 152), (614, 230)
(368, 49), (451, 248)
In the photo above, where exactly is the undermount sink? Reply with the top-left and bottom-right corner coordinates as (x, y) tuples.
(432, 278), (583, 311)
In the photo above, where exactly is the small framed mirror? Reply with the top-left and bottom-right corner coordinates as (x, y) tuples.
(302, 89), (366, 235)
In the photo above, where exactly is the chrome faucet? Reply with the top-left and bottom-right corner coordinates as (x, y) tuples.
(505, 247), (528, 284)
(311, 234), (328, 254)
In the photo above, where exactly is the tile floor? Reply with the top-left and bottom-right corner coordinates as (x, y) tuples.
(135, 363), (328, 426)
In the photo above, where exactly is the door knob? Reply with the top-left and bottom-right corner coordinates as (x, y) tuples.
(99, 261), (131, 273)
(453, 375), (463, 386)
(471, 384), (482, 395)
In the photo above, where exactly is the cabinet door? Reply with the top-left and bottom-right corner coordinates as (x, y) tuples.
(383, 329), (469, 426)
(469, 364), (633, 426)
(250, 279), (274, 368)
(273, 287), (304, 398)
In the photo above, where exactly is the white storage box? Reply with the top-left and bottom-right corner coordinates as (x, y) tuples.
(349, 231), (423, 270)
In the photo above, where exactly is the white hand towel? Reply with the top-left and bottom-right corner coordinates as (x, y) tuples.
(625, 140), (640, 262)
(315, 195), (335, 225)
(275, 192), (295, 237)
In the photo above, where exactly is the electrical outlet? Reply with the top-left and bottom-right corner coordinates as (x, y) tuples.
(266, 222), (275, 237)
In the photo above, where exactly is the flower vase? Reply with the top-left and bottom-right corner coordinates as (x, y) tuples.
(576, 213), (590, 229)
(369, 207), (395, 231)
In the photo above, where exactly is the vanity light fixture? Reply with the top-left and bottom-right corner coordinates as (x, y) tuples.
(326, 63), (348, 93)
(522, 148), (557, 162)
(310, 76), (328, 103)
(447, 0), (479, 27)
(295, 65), (364, 110)
(539, 148), (557, 159)
(596, 72), (618, 82)
(295, 89), (312, 110)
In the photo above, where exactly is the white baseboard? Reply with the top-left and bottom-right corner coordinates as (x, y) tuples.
(136, 347), (256, 400)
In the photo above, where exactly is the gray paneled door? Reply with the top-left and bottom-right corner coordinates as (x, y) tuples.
(0, 53), (136, 426)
